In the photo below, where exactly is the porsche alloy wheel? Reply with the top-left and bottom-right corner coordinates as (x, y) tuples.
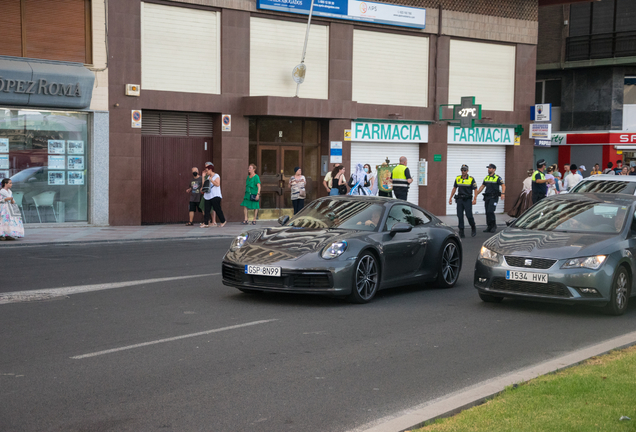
(349, 253), (379, 303)
(438, 240), (461, 288)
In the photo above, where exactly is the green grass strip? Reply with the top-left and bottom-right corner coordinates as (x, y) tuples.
(413, 345), (636, 432)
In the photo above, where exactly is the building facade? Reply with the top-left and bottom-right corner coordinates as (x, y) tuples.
(0, 0), (109, 225)
(535, 0), (636, 172)
(107, 0), (539, 225)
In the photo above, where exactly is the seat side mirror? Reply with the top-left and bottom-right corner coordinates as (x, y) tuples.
(390, 222), (412, 235)
(278, 215), (290, 226)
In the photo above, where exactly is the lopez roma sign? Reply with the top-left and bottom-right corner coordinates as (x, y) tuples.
(447, 125), (515, 145)
(257, 0), (425, 29)
(352, 121), (429, 143)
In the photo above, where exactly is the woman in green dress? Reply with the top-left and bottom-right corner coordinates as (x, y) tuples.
(241, 163), (261, 224)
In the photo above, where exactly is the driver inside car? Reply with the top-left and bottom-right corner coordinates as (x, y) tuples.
(357, 207), (383, 229)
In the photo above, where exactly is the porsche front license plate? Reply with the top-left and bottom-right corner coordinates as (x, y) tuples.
(245, 265), (281, 277)
(506, 271), (548, 284)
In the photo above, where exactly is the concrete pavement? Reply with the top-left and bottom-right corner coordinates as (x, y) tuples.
(1, 214), (514, 246)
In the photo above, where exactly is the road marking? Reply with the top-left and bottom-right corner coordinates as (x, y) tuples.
(71, 319), (278, 360)
(0, 273), (220, 305)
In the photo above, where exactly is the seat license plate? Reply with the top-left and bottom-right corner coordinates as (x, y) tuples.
(245, 265), (281, 277)
(506, 270), (548, 284)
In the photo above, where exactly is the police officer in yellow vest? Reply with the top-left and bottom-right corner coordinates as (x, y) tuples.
(475, 164), (506, 233)
(448, 164), (478, 238)
(391, 156), (413, 201)
(532, 159), (553, 204)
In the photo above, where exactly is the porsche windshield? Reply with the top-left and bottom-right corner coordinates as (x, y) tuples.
(286, 200), (385, 231)
(514, 199), (630, 233)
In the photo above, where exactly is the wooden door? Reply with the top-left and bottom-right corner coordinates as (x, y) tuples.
(141, 136), (212, 224)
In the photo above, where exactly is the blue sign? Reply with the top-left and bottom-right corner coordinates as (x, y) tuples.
(257, 0), (426, 29)
(534, 139), (551, 147)
(530, 103), (552, 122)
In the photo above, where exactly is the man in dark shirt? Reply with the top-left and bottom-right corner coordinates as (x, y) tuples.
(531, 159), (552, 204)
(448, 164), (478, 238)
(186, 167), (203, 226)
(476, 163), (505, 233)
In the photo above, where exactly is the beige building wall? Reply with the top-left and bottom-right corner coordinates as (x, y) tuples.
(89, 0), (109, 111)
(442, 10), (538, 45)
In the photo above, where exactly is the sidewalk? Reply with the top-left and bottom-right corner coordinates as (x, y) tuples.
(0, 214), (514, 247)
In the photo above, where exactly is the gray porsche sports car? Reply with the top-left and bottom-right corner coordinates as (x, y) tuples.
(222, 196), (462, 303)
(474, 193), (636, 315)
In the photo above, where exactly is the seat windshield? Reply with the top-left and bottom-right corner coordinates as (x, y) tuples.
(286, 199), (385, 231)
(570, 180), (636, 195)
(514, 199), (630, 233)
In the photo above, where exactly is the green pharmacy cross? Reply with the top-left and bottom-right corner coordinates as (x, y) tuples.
(439, 96), (482, 128)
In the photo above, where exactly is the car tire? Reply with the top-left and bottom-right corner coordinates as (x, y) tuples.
(238, 288), (263, 294)
(437, 240), (461, 288)
(602, 265), (631, 316)
(348, 252), (380, 304)
(479, 292), (504, 303)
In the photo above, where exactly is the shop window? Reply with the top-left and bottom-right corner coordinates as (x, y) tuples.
(624, 77), (636, 104)
(0, 108), (89, 223)
(0, 0), (92, 64)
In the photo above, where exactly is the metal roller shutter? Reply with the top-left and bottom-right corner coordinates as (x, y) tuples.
(141, 111), (213, 137)
(446, 145), (506, 216)
(350, 142), (419, 206)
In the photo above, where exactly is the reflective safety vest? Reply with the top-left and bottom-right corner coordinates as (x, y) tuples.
(454, 175), (475, 198)
(532, 170), (547, 195)
(392, 165), (409, 188)
(482, 174), (503, 197)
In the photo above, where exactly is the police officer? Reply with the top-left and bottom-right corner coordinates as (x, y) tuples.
(391, 156), (413, 201)
(475, 164), (505, 233)
(532, 159), (552, 204)
(448, 164), (478, 238)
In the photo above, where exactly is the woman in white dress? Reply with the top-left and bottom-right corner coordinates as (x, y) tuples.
(348, 163), (372, 196)
(0, 178), (25, 240)
(363, 164), (376, 195)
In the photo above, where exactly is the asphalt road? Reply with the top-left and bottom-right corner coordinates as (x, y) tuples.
(1, 235), (636, 432)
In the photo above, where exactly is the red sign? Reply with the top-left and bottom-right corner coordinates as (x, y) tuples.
(610, 133), (636, 144)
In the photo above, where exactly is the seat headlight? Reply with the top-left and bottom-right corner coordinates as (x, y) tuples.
(322, 241), (348, 259)
(561, 255), (607, 270)
(479, 246), (501, 263)
(230, 233), (249, 251)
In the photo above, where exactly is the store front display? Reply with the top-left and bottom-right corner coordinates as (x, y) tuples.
(0, 108), (89, 223)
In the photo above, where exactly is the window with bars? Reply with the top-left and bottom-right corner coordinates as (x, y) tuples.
(141, 111), (213, 137)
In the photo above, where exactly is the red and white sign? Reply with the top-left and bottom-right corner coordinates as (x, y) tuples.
(611, 133), (636, 144)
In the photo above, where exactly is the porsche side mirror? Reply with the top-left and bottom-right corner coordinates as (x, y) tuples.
(390, 222), (412, 235)
(505, 219), (516, 227)
(278, 215), (290, 226)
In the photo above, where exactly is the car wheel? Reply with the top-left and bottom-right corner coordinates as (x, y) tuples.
(348, 252), (380, 304)
(437, 240), (461, 288)
(479, 292), (504, 303)
(238, 288), (263, 294)
(602, 266), (631, 316)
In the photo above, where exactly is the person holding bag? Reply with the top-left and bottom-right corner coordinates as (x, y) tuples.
(329, 165), (346, 196)
(0, 178), (24, 240)
(201, 164), (226, 228)
(289, 167), (306, 215)
(241, 163), (261, 225)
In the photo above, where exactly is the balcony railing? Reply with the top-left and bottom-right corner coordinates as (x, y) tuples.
(566, 31), (636, 61)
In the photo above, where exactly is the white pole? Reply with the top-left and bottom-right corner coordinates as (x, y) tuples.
(296, 0), (315, 97)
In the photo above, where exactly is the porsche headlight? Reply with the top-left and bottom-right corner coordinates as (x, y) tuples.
(230, 233), (249, 251)
(322, 241), (348, 259)
(561, 255), (607, 270)
(479, 246), (501, 263)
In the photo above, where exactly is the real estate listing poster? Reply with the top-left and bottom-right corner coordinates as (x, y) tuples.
(48, 171), (65, 185)
(67, 140), (84, 154)
(48, 140), (66, 154)
(67, 156), (84, 170)
(48, 155), (66, 169)
(67, 171), (84, 185)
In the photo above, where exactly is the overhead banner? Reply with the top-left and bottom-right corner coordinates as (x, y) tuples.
(447, 125), (514, 145)
(352, 121), (428, 143)
(257, 0), (426, 29)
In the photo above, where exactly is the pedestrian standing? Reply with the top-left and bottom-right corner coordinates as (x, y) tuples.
(630, 166), (636, 176)
(603, 162), (615, 175)
(621, 166), (629, 175)
(0, 178), (24, 240)
(289, 167), (306, 215)
(323, 163), (340, 194)
(201, 164), (226, 227)
(545, 166), (558, 196)
(348, 163), (372, 195)
(448, 164), (478, 238)
(241, 163), (261, 225)
(614, 160), (624, 174)
(475, 164), (505, 233)
(590, 163), (602, 176)
(186, 167), (202, 226)
(363, 164), (375, 193)
(563, 164), (583, 190)
(329, 166), (346, 196)
(391, 156), (413, 201)
(532, 159), (553, 203)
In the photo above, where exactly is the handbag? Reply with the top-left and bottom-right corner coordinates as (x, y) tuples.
(250, 194), (259, 201)
(8, 203), (22, 219)
(338, 184), (347, 195)
(201, 179), (211, 193)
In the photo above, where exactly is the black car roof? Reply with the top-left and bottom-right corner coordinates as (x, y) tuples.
(549, 192), (636, 205)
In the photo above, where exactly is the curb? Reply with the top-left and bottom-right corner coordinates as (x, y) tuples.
(0, 235), (237, 248)
(354, 330), (636, 432)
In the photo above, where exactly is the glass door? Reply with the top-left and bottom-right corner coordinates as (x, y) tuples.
(281, 146), (302, 208)
(258, 146), (280, 209)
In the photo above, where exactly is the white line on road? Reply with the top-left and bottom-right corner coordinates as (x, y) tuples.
(0, 273), (220, 305)
(71, 319), (278, 360)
